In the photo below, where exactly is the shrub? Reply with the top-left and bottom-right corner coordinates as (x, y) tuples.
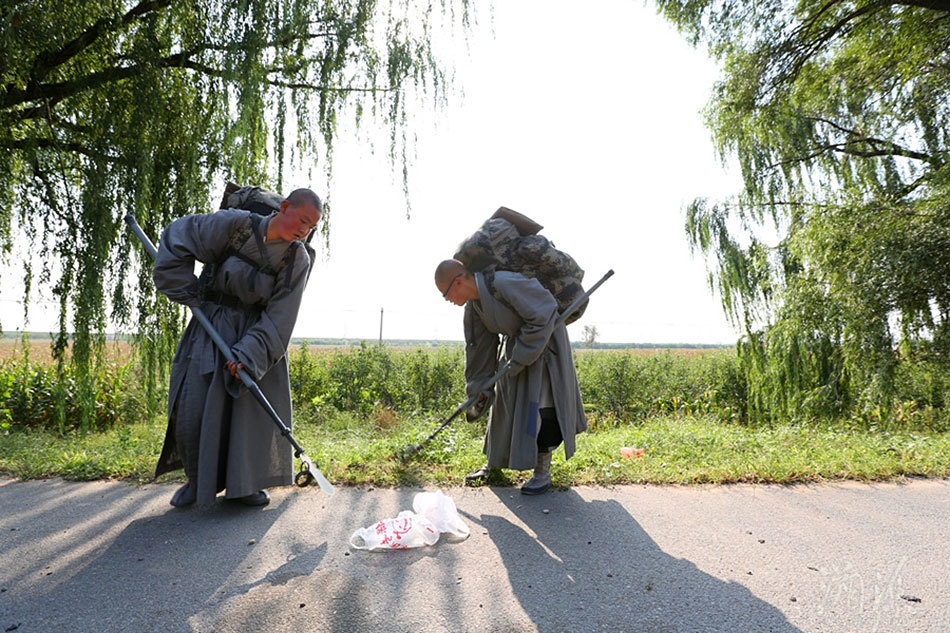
(2, 342), (946, 433)
(0, 359), (146, 433)
(289, 343), (465, 417)
(574, 349), (745, 422)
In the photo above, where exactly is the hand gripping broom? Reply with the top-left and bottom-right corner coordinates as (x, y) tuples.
(400, 269), (615, 459)
(125, 214), (334, 495)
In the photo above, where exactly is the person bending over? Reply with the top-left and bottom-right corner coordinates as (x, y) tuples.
(435, 259), (586, 494)
(153, 189), (322, 508)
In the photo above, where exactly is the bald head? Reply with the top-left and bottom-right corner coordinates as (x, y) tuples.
(435, 259), (467, 289)
(435, 259), (478, 305)
(285, 188), (323, 213)
(269, 187), (321, 243)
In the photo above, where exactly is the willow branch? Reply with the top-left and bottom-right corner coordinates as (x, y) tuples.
(5, 28), (339, 111)
(28, 0), (174, 83)
(2, 137), (126, 164)
(766, 0), (938, 96)
(179, 59), (393, 92)
(766, 136), (932, 171)
(797, 0), (848, 38)
(268, 80), (393, 92)
(897, 0), (950, 11)
(837, 142), (931, 161)
(802, 114), (935, 162)
(4, 49), (205, 112)
(799, 1), (892, 61)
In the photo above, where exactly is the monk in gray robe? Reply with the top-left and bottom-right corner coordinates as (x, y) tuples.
(435, 259), (587, 494)
(153, 189), (322, 507)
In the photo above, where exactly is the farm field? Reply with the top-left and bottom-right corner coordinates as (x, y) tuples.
(0, 337), (133, 364)
(0, 335), (729, 364)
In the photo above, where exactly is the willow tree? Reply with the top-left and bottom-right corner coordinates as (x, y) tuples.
(0, 0), (468, 426)
(656, 0), (950, 422)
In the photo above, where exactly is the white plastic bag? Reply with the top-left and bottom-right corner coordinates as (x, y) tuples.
(412, 490), (470, 539)
(349, 510), (440, 551)
(348, 490), (470, 551)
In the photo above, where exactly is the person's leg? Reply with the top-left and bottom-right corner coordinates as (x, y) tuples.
(521, 407), (562, 495)
(169, 376), (204, 508)
(536, 407), (562, 451)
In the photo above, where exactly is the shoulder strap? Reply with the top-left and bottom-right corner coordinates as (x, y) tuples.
(200, 213), (307, 298)
(197, 214), (254, 294)
(226, 215), (253, 251)
(248, 213), (269, 262)
(277, 240), (317, 288)
(279, 242), (299, 287)
(228, 214), (286, 277)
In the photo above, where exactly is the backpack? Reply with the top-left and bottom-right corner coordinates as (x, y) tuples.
(197, 183), (313, 308)
(216, 182), (292, 277)
(454, 207), (588, 324)
(219, 182), (283, 216)
(219, 181), (318, 246)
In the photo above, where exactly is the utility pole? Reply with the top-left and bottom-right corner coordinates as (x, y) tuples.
(378, 307), (384, 346)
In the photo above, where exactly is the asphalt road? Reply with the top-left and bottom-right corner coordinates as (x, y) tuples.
(1, 477), (948, 633)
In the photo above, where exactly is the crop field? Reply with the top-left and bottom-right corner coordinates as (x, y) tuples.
(0, 337), (133, 364)
(0, 336), (725, 364)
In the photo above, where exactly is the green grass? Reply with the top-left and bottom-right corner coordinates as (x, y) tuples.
(2, 411), (948, 486)
(0, 421), (167, 482)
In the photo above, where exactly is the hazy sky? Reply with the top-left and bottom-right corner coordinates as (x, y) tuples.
(1, 0), (744, 345)
(296, 0), (742, 344)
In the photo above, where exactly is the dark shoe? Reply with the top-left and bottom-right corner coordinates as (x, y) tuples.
(170, 482), (196, 508)
(520, 476), (551, 495)
(465, 463), (494, 483)
(236, 490), (270, 507)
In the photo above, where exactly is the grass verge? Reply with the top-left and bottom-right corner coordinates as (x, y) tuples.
(2, 412), (948, 486)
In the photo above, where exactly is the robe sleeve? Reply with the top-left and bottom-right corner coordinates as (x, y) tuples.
(152, 209), (250, 307)
(230, 243), (311, 380)
(493, 274), (558, 376)
(463, 302), (500, 397)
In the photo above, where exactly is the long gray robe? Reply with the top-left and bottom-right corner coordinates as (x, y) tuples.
(464, 271), (587, 470)
(152, 208), (312, 505)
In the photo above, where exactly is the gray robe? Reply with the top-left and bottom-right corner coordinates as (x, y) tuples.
(152, 208), (312, 505)
(464, 271), (587, 470)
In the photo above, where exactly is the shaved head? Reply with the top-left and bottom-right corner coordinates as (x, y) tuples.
(435, 259), (467, 288)
(269, 187), (322, 243)
(435, 259), (478, 305)
(285, 188), (323, 213)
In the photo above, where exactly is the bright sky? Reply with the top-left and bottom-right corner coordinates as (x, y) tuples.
(297, 0), (742, 344)
(0, 0), (743, 345)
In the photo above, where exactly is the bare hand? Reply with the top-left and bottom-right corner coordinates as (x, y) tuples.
(226, 359), (245, 378)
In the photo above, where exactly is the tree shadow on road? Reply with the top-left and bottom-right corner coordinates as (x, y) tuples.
(477, 488), (806, 633)
(0, 481), (325, 633)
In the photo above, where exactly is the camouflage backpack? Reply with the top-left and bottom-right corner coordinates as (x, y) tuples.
(219, 182), (284, 217)
(454, 207), (588, 324)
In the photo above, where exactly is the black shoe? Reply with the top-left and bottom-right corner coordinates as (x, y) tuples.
(170, 482), (196, 508)
(520, 475), (551, 495)
(465, 464), (497, 483)
(236, 490), (270, 507)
